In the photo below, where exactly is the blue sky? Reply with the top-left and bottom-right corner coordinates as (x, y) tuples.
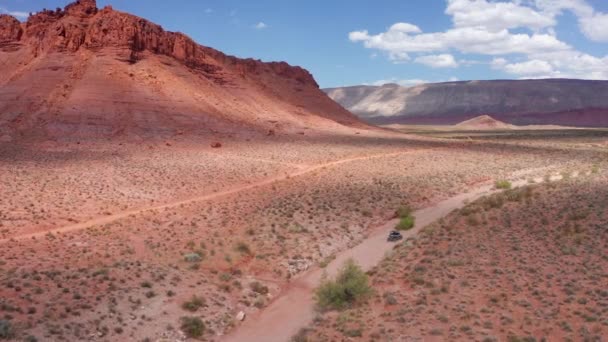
(1, 0), (607, 88)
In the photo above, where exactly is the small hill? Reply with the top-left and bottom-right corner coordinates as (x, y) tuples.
(455, 115), (514, 130)
(0, 0), (365, 141)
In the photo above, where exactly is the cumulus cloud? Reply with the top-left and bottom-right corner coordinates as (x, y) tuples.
(501, 59), (555, 77)
(349, 0), (608, 79)
(579, 12), (608, 42)
(415, 54), (459, 68)
(0, 7), (29, 19)
(348, 23), (569, 56)
(446, 0), (554, 32)
(534, 0), (608, 42)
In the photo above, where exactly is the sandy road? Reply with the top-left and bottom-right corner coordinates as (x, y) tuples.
(221, 171), (573, 342)
(0, 148), (432, 244)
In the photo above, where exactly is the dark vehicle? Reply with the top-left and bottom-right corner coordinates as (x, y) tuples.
(387, 230), (403, 242)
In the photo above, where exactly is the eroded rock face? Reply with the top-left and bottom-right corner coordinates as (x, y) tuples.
(15, 0), (318, 87)
(0, 15), (23, 44)
(0, 0), (362, 140)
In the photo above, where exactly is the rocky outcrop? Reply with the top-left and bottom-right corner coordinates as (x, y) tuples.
(325, 80), (608, 127)
(64, 0), (98, 17)
(10, 0), (319, 87)
(0, 15), (23, 44)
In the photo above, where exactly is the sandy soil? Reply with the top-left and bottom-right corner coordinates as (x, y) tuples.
(0, 130), (606, 341)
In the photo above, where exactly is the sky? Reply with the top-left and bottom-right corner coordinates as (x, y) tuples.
(1, 0), (607, 88)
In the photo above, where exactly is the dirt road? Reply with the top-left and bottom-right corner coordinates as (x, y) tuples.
(222, 172), (572, 342)
(0, 149), (432, 244)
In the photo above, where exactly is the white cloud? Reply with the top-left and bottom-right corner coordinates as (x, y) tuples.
(492, 52), (608, 79)
(0, 7), (29, 19)
(446, 0), (554, 32)
(254, 22), (267, 30)
(533, 0), (608, 42)
(415, 54), (459, 68)
(349, 0), (608, 79)
(389, 22), (422, 34)
(579, 12), (608, 42)
(502, 59), (555, 76)
(204, 8), (213, 14)
(348, 25), (569, 56)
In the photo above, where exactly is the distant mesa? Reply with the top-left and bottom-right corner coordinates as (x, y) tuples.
(324, 80), (608, 128)
(0, 0), (365, 141)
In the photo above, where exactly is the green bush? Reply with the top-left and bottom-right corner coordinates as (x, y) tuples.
(395, 205), (415, 230)
(314, 259), (372, 311)
(180, 316), (205, 339)
(396, 215), (415, 230)
(495, 180), (512, 190)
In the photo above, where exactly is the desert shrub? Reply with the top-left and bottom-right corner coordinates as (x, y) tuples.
(466, 215), (479, 226)
(180, 316), (205, 338)
(495, 180), (512, 190)
(505, 186), (534, 202)
(383, 292), (398, 305)
(291, 328), (312, 342)
(396, 215), (415, 230)
(254, 297), (266, 308)
(235, 242), (252, 255)
(319, 255), (335, 268)
(395, 205), (415, 230)
(482, 194), (505, 209)
(396, 206), (412, 218)
(314, 259), (372, 311)
(343, 328), (363, 337)
(182, 296), (205, 312)
(249, 281), (269, 295)
(183, 253), (202, 263)
(0, 320), (13, 339)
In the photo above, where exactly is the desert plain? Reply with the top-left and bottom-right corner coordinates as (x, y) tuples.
(1, 127), (607, 342)
(1, 1), (608, 341)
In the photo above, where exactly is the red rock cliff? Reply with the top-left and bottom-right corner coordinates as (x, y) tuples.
(0, 0), (363, 140)
(14, 0), (318, 87)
